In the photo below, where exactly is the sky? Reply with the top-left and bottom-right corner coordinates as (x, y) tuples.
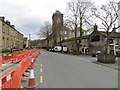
(0, 0), (119, 40)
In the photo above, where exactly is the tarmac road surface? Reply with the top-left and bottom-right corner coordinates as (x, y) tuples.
(33, 50), (118, 88)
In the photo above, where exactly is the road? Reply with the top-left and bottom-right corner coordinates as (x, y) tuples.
(34, 50), (118, 88)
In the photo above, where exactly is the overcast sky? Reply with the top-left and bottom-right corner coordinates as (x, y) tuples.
(0, 0), (118, 40)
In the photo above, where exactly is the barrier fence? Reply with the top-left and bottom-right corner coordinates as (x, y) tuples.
(1, 49), (37, 63)
(0, 54), (2, 67)
(0, 49), (41, 89)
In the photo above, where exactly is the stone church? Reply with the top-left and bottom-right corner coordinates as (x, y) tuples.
(47, 10), (120, 55)
(47, 10), (74, 48)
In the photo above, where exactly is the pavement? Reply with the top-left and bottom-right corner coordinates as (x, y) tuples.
(79, 55), (119, 70)
(92, 58), (119, 71)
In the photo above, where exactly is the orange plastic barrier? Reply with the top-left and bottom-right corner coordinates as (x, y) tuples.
(0, 54), (2, 67)
(2, 49), (35, 63)
(1, 57), (31, 88)
(0, 49), (41, 89)
(1, 68), (20, 88)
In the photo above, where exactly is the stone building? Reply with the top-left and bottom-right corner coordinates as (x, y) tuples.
(31, 39), (46, 49)
(0, 16), (24, 51)
(87, 26), (120, 54)
(60, 25), (120, 54)
(48, 10), (120, 54)
(52, 10), (63, 46)
(118, 1), (120, 32)
(52, 11), (74, 46)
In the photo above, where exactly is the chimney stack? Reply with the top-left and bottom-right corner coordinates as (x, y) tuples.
(11, 25), (15, 29)
(0, 16), (5, 21)
(6, 20), (10, 25)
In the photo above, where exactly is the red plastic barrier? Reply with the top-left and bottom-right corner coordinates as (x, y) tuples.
(2, 49), (33, 63)
(1, 68), (19, 88)
(1, 57), (31, 88)
(17, 57), (31, 79)
(0, 54), (2, 67)
(0, 49), (40, 89)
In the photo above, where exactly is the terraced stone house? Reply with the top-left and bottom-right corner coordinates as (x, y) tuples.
(0, 16), (24, 51)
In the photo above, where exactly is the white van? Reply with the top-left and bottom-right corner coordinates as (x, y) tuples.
(54, 46), (62, 52)
(53, 46), (68, 53)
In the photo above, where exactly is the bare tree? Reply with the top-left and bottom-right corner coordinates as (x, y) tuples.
(92, 0), (120, 54)
(37, 21), (52, 49)
(65, 0), (94, 55)
(38, 21), (52, 38)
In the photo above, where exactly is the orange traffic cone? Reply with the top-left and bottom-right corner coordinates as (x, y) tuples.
(31, 58), (34, 68)
(28, 67), (35, 87)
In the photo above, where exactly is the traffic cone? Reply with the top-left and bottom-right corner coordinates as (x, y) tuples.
(28, 67), (35, 87)
(31, 58), (34, 68)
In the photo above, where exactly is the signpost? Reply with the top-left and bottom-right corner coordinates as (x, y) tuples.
(110, 40), (118, 56)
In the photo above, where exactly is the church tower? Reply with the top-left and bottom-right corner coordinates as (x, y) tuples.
(52, 10), (63, 46)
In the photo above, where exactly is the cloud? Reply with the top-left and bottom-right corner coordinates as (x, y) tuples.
(0, 0), (44, 39)
(1, 0), (113, 39)
(17, 16), (43, 38)
(0, 0), (70, 40)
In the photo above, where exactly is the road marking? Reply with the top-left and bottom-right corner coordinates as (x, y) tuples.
(40, 64), (42, 68)
(40, 76), (43, 83)
(40, 68), (43, 73)
(40, 64), (43, 83)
